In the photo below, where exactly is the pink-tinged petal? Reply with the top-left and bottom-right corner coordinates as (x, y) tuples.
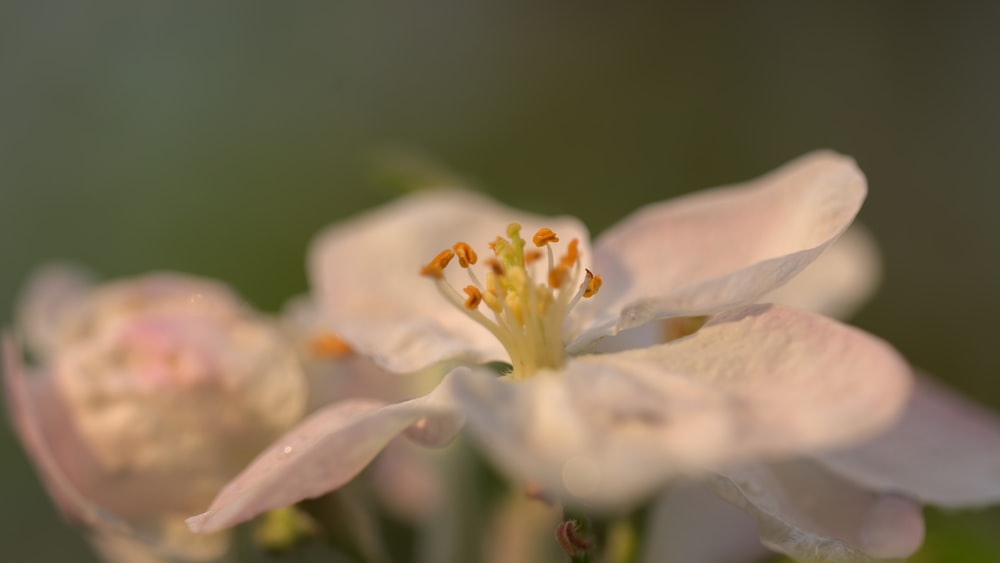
(609, 304), (913, 460)
(3, 334), (130, 532)
(15, 263), (95, 359)
(308, 189), (592, 373)
(186, 377), (464, 534)
(574, 151), (866, 347)
(454, 305), (910, 510)
(4, 335), (234, 560)
(818, 374), (1000, 508)
(639, 482), (770, 563)
(707, 460), (925, 561)
(765, 224), (881, 319)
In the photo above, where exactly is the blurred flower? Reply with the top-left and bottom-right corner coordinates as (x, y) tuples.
(4, 265), (308, 562)
(188, 150), (913, 551)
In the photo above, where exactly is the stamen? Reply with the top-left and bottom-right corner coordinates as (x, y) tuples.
(310, 332), (353, 359)
(463, 286), (483, 309)
(532, 227), (559, 247)
(453, 242), (478, 268)
(560, 239), (580, 267)
(420, 249), (455, 278)
(583, 269), (602, 298)
(524, 249), (543, 264)
(485, 258), (504, 276)
(548, 264), (569, 289)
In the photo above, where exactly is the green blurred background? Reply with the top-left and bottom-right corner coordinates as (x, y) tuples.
(1, 2), (998, 561)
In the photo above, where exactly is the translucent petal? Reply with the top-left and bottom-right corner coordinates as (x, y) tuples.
(819, 374), (1000, 508)
(186, 377), (464, 534)
(573, 151), (867, 348)
(708, 460), (924, 561)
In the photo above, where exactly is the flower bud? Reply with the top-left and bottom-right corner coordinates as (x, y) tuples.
(6, 264), (308, 561)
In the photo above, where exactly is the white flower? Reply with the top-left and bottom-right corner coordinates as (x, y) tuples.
(188, 151), (912, 546)
(4, 265), (308, 562)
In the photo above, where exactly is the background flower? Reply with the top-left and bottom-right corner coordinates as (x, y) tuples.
(4, 265), (308, 562)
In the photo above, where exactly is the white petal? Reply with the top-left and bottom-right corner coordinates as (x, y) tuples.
(639, 482), (770, 563)
(574, 151), (866, 347)
(186, 377), (464, 534)
(765, 224), (881, 319)
(707, 460), (925, 561)
(449, 364), (720, 509)
(818, 374), (1000, 508)
(308, 189), (592, 373)
(607, 304), (913, 460)
(453, 305), (911, 510)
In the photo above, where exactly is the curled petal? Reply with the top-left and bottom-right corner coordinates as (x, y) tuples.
(309, 189), (592, 373)
(707, 461), (925, 561)
(454, 305), (911, 509)
(818, 374), (1000, 508)
(574, 151), (867, 347)
(765, 224), (881, 319)
(186, 377), (464, 534)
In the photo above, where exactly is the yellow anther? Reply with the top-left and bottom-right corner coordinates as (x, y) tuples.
(549, 264), (570, 289)
(463, 286), (483, 309)
(420, 249), (455, 278)
(483, 288), (502, 313)
(583, 269), (602, 298)
(453, 242), (478, 268)
(532, 228), (559, 247)
(505, 293), (524, 324)
(560, 239), (580, 268)
(310, 332), (354, 359)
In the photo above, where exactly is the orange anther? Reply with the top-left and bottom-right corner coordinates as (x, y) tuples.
(560, 239), (580, 267)
(524, 249), (543, 264)
(419, 249), (455, 278)
(453, 242), (478, 268)
(583, 269), (602, 298)
(310, 332), (354, 359)
(485, 258), (504, 276)
(548, 264), (569, 288)
(532, 228), (559, 247)
(463, 286), (483, 309)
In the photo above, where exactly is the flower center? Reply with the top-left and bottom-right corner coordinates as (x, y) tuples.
(420, 223), (601, 379)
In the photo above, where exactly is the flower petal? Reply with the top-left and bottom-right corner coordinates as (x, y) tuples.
(639, 482), (770, 563)
(574, 151), (866, 347)
(818, 374), (1000, 508)
(4, 335), (235, 560)
(308, 189), (592, 373)
(707, 460), (925, 561)
(186, 376), (464, 534)
(3, 333), (129, 531)
(453, 305), (911, 510)
(605, 304), (912, 460)
(15, 263), (95, 359)
(765, 224), (881, 319)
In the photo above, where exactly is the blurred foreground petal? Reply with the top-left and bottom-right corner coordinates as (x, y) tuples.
(708, 460), (925, 561)
(819, 374), (1000, 508)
